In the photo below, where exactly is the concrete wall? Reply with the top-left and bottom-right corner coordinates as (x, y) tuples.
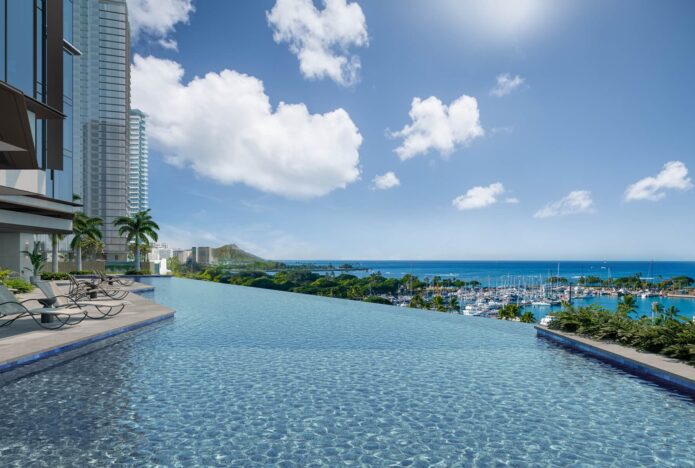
(0, 233), (37, 280)
(0, 170), (47, 195)
(56, 260), (107, 273)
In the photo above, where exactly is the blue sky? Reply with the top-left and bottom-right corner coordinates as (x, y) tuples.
(127, 0), (695, 260)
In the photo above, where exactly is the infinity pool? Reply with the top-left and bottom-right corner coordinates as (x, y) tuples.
(1, 277), (693, 466)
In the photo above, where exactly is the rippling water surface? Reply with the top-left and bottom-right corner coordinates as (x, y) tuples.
(0, 277), (693, 466)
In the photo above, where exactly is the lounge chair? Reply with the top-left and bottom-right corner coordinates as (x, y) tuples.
(67, 274), (129, 301)
(94, 270), (134, 287)
(35, 281), (127, 319)
(0, 284), (87, 329)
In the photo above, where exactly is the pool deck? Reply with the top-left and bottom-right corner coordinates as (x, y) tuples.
(0, 280), (174, 373)
(536, 325), (695, 395)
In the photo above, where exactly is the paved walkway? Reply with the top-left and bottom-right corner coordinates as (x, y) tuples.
(0, 280), (175, 372)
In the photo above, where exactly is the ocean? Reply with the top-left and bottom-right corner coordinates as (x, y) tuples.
(285, 260), (695, 282)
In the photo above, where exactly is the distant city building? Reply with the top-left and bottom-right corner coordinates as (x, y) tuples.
(74, 0), (130, 261)
(127, 109), (148, 214)
(192, 246), (214, 265)
(148, 242), (172, 262)
(173, 249), (192, 263)
(0, 0), (78, 278)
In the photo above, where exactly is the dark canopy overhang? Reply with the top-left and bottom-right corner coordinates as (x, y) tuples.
(0, 81), (65, 171)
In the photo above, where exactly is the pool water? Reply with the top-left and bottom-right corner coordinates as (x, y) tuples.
(0, 277), (693, 466)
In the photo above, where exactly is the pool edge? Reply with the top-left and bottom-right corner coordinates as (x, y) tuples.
(0, 311), (175, 374)
(536, 326), (695, 396)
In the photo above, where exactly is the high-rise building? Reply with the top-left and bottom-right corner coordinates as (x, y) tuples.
(74, 0), (130, 261)
(191, 247), (214, 265)
(0, 0), (79, 278)
(128, 109), (148, 214)
(173, 249), (192, 263)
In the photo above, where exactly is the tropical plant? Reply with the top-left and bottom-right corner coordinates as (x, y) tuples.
(50, 234), (65, 273)
(129, 242), (152, 260)
(431, 295), (446, 312)
(549, 303), (695, 366)
(498, 304), (522, 320)
(81, 236), (105, 258)
(409, 294), (426, 309)
(448, 296), (460, 312)
(40, 272), (70, 281)
(519, 311), (536, 323)
(70, 212), (103, 272)
(617, 295), (638, 317)
(21, 241), (46, 280)
(3, 277), (33, 293)
(113, 209), (160, 272)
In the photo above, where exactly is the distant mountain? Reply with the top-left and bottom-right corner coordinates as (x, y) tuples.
(212, 244), (264, 263)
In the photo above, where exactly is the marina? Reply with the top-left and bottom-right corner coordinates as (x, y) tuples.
(382, 275), (695, 319)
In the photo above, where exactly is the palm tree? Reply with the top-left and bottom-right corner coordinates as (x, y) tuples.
(70, 212), (102, 272)
(519, 311), (536, 323)
(431, 295), (446, 312)
(617, 295), (638, 317)
(662, 305), (686, 324)
(651, 302), (664, 322)
(448, 296), (460, 313)
(499, 304), (522, 320)
(409, 294), (425, 309)
(50, 233), (65, 272)
(113, 209), (160, 272)
(51, 194), (83, 273)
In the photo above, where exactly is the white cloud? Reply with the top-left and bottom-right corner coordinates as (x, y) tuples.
(491, 125), (515, 135)
(452, 182), (514, 211)
(372, 172), (400, 190)
(131, 54), (362, 199)
(127, 0), (194, 47)
(267, 0), (368, 86)
(392, 95), (484, 160)
(624, 161), (693, 202)
(490, 73), (524, 97)
(157, 38), (179, 51)
(534, 190), (595, 218)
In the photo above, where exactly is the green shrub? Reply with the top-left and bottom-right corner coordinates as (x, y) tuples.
(124, 269), (149, 275)
(2, 278), (34, 293)
(549, 302), (695, 366)
(69, 270), (93, 275)
(248, 277), (290, 290)
(364, 296), (392, 305)
(41, 272), (70, 280)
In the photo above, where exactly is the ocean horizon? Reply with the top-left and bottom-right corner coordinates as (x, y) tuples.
(283, 260), (695, 282)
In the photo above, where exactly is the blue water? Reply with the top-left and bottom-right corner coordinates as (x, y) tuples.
(0, 277), (694, 466)
(533, 295), (695, 320)
(289, 260), (695, 319)
(288, 260), (695, 283)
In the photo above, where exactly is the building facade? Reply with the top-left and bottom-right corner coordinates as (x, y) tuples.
(0, 0), (79, 278)
(127, 109), (148, 214)
(74, 0), (130, 261)
(191, 247), (214, 265)
(172, 249), (191, 264)
(148, 242), (172, 262)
